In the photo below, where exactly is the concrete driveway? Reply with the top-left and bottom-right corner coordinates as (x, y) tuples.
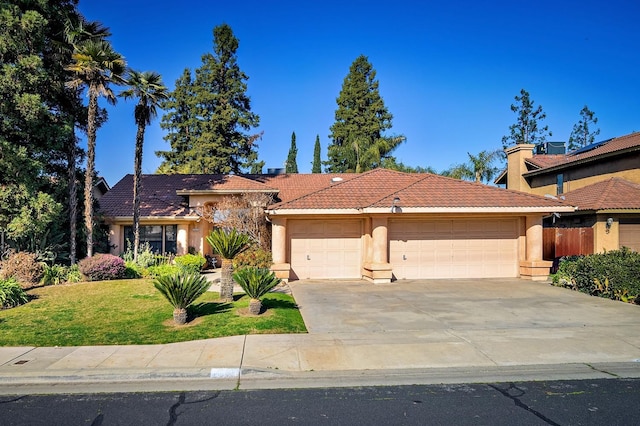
(287, 278), (640, 368)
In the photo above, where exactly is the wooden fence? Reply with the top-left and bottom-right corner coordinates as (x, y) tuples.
(543, 227), (594, 260)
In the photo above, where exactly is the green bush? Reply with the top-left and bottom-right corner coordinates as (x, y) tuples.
(232, 267), (280, 315)
(41, 264), (68, 286)
(174, 253), (206, 273)
(0, 278), (29, 308)
(0, 251), (44, 288)
(553, 248), (640, 303)
(66, 264), (83, 283)
(153, 272), (210, 324)
(78, 254), (126, 281)
(147, 263), (181, 278)
(232, 247), (272, 269)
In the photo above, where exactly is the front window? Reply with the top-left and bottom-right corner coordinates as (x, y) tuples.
(124, 225), (178, 254)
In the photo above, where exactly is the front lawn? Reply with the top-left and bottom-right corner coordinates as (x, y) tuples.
(0, 279), (306, 346)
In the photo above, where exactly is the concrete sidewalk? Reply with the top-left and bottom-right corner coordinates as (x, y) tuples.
(1, 279), (639, 394)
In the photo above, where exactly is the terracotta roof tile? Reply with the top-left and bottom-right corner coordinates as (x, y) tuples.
(271, 169), (569, 210)
(526, 155), (566, 169)
(561, 178), (640, 211)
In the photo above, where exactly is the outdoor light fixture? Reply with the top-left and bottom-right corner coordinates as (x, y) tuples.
(391, 197), (400, 213)
(606, 217), (614, 233)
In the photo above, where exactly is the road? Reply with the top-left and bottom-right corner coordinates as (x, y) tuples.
(1, 379), (638, 425)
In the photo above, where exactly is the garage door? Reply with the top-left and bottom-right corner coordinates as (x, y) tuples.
(389, 219), (518, 279)
(289, 220), (362, 279)
(620, 224), (640, 252)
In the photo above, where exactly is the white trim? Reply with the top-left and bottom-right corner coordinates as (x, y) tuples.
(176, 189), (277, 195)
(267, 206), (576, 215)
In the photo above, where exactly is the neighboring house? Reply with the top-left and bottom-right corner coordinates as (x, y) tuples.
(495, 132), (640, 255)
(100, 168), (572, 282)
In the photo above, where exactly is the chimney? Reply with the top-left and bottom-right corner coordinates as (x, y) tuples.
(505, 144), (534, 192)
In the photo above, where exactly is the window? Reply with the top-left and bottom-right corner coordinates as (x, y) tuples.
(124, 225), (178, 253)
(556, 174), (564, 195)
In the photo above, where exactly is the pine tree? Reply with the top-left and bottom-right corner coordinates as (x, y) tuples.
(501, 89), (552, 150)
(311, 135), (322, 173)
(326, 55), (405, 173)
(158, 24), (261, 174)
(286, 131), (298, 173)
(568, 105), (600, 150)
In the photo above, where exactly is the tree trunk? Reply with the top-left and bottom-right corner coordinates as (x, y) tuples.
(67, 128), (78, 264)
(248, 298), (262, 315)
(173, 307), (187, 325)
(84, 88), (98, 257)
(132, 123), (145, 262)
(219, 258), (234, 302)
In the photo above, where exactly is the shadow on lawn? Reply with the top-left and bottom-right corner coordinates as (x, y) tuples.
(189, 301), (232, 319)
(261, 298), (300, 311)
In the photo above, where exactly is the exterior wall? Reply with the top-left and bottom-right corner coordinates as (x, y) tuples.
(593, 214), (619, 253)
(527, 153), (640, 196)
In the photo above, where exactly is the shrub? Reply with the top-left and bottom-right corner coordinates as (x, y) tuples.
(232, 247), (272, 269)
(553, 248), (640, 303)
(153, 272), (210, 325)
(66, 264), (83, 283)
(0, 251), (44, 288)
(41, 264), (68, 286)
(174, 253), (206, 274)
(0, 278), (29, 308)
(147, 263), (181, 278)
(124, 261), (143, 279)
(232, 267), (280, 315)
(78, 254), (126, 281)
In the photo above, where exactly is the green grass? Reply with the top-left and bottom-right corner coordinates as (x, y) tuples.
(0, 279), (307, 346)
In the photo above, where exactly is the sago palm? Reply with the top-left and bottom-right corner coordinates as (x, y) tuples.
(120, 70), (169, 260)
(153, 272), (210, 325)
(66, 39), (126, 257)
(232, 267), (280, 315)
(206, 228), (251, 302)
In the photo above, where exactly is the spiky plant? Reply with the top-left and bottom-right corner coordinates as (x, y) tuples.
(232, 267), (280, 315)
(153, 272), (210, 325)
(206, 228), (251, 302)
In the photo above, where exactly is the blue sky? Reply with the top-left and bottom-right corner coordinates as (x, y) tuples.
(78, 0), (640, 186)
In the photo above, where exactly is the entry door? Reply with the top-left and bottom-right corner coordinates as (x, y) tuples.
(389, 219), (518, 279)
(289, 220), (362, 279)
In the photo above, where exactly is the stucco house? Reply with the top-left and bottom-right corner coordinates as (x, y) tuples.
(99, 168), (573, 282)
(495, 131), (640, 255)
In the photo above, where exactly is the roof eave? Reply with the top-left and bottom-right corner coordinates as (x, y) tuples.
(523, 146), (640, 178)
(176, 189), (278, 195)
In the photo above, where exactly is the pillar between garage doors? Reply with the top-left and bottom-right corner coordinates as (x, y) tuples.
(363, 216), (393, 284)
(269, 217), (291, 282)
(520, 215), (552, 281)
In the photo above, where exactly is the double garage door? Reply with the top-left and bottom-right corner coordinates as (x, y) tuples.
(289, 218), (520, 280)
(620, 224), (640, 252)
(389, 218), (519, 279)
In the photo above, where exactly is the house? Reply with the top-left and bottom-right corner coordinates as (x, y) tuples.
(495, 132), (640, 255)
(100, 169), (573, 282)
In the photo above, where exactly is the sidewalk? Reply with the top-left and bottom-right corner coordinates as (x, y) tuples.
(1, 279), (640, 394)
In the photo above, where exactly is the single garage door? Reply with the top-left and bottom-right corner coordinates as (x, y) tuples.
(620, 224), (640, 252)
(389, 219), (519, 279)
(289, 220), (362, 280)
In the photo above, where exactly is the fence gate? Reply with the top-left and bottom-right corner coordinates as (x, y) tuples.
(543, 227), (594, 260)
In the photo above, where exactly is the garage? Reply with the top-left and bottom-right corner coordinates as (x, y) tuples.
(619, 223), (640, 252)
(289, 219), (362, 279)
(389, 218), (519, 279)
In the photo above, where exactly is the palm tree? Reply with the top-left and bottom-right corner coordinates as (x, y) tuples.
(466, 150), (500, 183)
(120, 70), (169, 261)
(65, 40), (126, 257)
(232, 267), (280, 315)
(206, 229), (251, 302)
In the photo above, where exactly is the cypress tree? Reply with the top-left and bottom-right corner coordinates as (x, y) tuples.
(311, 135), (322, 173)
(286, 131), (298, 173)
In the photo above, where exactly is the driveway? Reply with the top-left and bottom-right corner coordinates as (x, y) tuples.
(288, 278), (640, 334)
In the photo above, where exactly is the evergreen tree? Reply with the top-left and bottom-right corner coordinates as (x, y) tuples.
(0, 1), (87, 260)
(568, 105), (600, 150)
(286, 132), (298, 173)
(158, 24), (261, 174)
(311, 135), (322, 173)
(326, 55), (405, 173)
(501, 89), (551, 150)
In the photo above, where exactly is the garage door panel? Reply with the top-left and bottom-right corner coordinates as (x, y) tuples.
(290, 220), (361, 280)
(620, 224), (640, 252)
(390, 219), (518, 279)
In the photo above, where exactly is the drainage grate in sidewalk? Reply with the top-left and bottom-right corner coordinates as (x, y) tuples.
(14, 360), (30, 365)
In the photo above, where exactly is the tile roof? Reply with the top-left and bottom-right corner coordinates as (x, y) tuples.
(270, 168), (570, 210)
(560, 178), (640, 211)
(525, 132), (640, 175)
